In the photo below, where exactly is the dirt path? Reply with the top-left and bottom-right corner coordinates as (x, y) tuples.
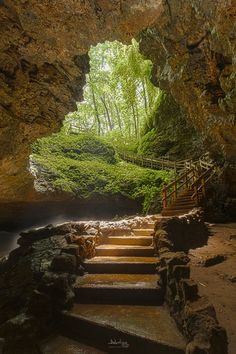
(189, 223), (236, 354)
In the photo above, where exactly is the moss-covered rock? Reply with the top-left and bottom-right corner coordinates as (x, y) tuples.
(31, 132), (171, 213)
(138, 92), (204, 160)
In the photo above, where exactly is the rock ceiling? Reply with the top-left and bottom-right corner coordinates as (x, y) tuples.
(0, 0), (236, 201)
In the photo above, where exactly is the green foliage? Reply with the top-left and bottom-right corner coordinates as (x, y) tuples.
(32, 132), (116, 164)
(137, 129), (157, 157)
(32, 132), (171, 212)
(64, 40), (159, 145)
(138, 92), (204, 159)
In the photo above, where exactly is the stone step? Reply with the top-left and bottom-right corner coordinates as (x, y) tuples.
(146, 222), (155, 228)
(96, 244), (155, 257)
(84, 256), (157, 274)
(58, 304), (186, 354)
(132, 229), (154, 236)
(74, 274), (163, 305)
(162, 209), (193, 216)
(40, 335), (106, 354)
(105, 236), (153, 246)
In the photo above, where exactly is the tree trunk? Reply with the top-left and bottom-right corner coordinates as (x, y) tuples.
(135, 101), (140, 139)
(114, 102), (122, 132)
(89, 74), (101, 135)
(142, 79), (148, 114)
(100, 94), (113, 131)
(131, 103), (138, 138)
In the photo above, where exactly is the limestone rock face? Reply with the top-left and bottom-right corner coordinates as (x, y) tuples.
(0, 0), (236, 201)
(139, 0), (236, 165)
(0, 0), (162, 201)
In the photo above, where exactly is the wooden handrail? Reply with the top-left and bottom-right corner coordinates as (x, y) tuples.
(163, 168), (195, 190)
(162, 163), (215, 209)
(191, 167), (215, 202)
(190, 165), (214, 188)
(161, 168), (197, 207)
(119, 152), (192, 172)
(119, 150), (216, 210)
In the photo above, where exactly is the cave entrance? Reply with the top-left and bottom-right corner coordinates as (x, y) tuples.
(28, 39), (172, 224)
(29, 38), (202, 226)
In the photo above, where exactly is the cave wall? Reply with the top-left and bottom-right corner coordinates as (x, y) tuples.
(0, 0), (236, 201)
(0, 0), (162, 201)
(139, 1), (236, 163)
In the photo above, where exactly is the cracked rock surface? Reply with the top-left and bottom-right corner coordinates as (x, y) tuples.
(0, 0), (236, 201)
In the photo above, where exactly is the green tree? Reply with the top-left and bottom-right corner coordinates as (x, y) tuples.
(64, 40), (160, 148)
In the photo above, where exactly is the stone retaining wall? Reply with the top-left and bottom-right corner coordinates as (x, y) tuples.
(0, 222), (98, 353)
(155, 210), (228, 354)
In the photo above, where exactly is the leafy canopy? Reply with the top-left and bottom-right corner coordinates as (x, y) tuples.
(64, 39), (160, 148)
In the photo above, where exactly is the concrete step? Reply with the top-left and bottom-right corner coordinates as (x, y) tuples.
(132, 229), (154, 236)
(74, 274), (163, 305)
(58, 304), (186, 354)
(84, 256), (157, 274)
(105, 236), (153, 246)
(96, 244), (155, 257)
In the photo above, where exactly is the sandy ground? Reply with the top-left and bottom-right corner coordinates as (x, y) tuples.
(189, 223), (236, 354)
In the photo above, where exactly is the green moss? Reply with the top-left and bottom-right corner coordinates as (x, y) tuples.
(138, 92), (203, 159)
(32, 132), (171, 213)
(32, 132), (116, 164)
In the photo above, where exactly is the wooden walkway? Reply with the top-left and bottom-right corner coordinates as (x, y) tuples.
(119, 151), (216, 215)
(119, 152), (189, 173)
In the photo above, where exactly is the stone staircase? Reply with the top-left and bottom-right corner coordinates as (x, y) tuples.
(56, 221), (186, 353)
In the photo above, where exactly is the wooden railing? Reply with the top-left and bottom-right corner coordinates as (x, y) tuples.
(162, 155), (215, 209)
(191, 166), (215, 203)
(119, 150), (216, 210)
(119, 152), (190, 173)
(162, 168), (197, 208)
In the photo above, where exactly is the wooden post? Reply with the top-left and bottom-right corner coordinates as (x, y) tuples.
(194, 185), (198, 204)
(163, 189), (167, 208)
(174, 180), (177, 200)
(185, 172), (188, 188)
(202, 177), (206, 197)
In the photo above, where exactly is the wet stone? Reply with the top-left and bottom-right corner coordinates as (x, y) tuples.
(161, 252), (190, 267)
(180, 279), (198, 302)
(202, 254), (226, 267)
(61, 245), (78, 255)
(173, 265), (190, 281)
(51, 254), (77, 273)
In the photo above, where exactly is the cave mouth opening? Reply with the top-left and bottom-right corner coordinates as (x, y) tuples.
(27, 39), (169, 221)
(0, 39), (164, 251)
